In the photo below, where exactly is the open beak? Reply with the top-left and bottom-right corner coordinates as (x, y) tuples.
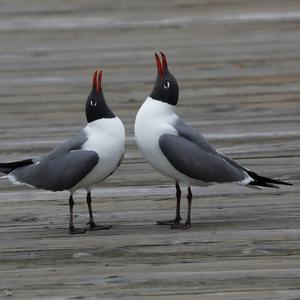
(154, 52), (168, 80)
(92, 69), (103, 94)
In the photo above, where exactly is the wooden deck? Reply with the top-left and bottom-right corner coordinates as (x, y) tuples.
(0, 0), (300, 299)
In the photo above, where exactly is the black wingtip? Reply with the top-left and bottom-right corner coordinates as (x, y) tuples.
(248, 181), (279, 189)
(0, 159), (34, 174)
(246, 169), (292, 188)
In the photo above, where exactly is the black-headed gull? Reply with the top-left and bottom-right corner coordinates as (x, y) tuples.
(0, 70), (125, 234)
(135, 52), (291, 229)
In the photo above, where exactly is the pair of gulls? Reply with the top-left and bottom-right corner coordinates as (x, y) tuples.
(0, 53), (291, 234)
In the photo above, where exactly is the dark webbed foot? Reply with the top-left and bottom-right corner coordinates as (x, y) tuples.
(87, 222), (112, 230)
(157, 217), (181, 226)
(69, 226), (87, 235)
(170, 222), (191, 230)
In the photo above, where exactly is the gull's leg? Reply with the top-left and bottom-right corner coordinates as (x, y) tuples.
(157, 181), (182, 225)
(68, 194), (86, 234)
(171, 187), (192, 229)
(86, 191), (112, 230)
(185, 187), (192, 228)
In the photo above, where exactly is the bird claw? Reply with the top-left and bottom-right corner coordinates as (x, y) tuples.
(170, 222), (191, 230)
(87, 222), (112, 230)
(69, 226), (87, 235)
(157, 217), (181, 226)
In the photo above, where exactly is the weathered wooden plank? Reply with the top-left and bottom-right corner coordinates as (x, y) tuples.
(0, 0), (299, 299)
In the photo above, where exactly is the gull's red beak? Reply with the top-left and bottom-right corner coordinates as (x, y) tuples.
(92, 69), (103, 95)
(155, 52), (168, 80)
(160, 52), (168, 71)
(155, 53), (163, 80)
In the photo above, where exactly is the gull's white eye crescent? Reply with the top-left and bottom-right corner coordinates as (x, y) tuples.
(163, 81), (170, 89)
(90, 100), (97, 107)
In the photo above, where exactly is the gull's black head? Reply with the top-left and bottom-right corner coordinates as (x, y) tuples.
(149, 52), (179, 106)
(85, 69), (115, 123)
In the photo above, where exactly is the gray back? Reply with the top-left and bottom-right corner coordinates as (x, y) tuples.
(12, 130), (99, 191)
(159, 132), (247, 183)
(174, 119), (217, 155)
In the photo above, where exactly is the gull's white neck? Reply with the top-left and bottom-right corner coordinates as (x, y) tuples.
(135, 96), (178, 145)
(136, 97), (176, 121)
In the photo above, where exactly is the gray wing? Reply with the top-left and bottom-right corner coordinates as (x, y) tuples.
(174, 119), (218, 155)
(159, 131), (248, 183)
(46, 129), (88, 159)
(11, 130), (99, 191)
(12, 150), (99, 191)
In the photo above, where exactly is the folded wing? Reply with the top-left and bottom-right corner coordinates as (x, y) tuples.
(6, 130), (99, 191)
(159, 133), (249, 183)
(11, 150), (99, 191)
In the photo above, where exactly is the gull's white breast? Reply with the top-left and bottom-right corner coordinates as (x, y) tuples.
(134, 97), (193, 183)
(72, 117), (125, 191)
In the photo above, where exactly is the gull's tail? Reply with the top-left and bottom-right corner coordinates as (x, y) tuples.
(0, 159), (34, 174)
(246, 169), (292, 188)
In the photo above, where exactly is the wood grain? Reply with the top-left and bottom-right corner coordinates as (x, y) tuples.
(0, 0), (299, 299)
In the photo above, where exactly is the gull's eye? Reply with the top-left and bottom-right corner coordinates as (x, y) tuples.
(163, 81), (170, 89)
(90, 100), (97, 107)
